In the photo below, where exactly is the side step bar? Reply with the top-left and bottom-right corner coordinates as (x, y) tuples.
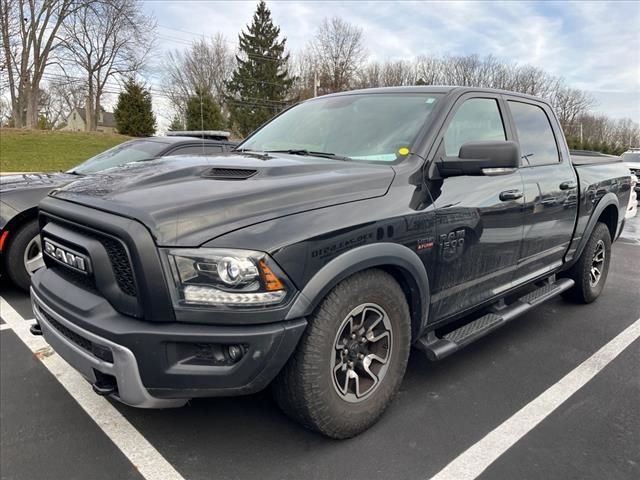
(416, 277), (574, 361)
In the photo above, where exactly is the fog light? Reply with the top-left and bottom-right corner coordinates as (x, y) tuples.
(227, 344), (244, 362)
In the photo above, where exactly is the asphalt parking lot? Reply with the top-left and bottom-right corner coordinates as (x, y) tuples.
(1, 215), (639, 480)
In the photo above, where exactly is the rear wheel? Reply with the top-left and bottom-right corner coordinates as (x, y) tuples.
(562, 222), (611, 303)
(273, 269), (411, 439)
(5, 219), (43, 291)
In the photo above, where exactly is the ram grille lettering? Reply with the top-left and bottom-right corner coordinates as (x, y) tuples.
(43, 239), (90, 274)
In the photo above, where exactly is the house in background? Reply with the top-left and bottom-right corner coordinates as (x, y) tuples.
(62, 107), (116, 133)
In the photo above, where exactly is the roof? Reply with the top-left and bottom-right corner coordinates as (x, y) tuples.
(317, 86), (547, 103)
(166, 130), (230, 140)
(142, 135), (236, 145)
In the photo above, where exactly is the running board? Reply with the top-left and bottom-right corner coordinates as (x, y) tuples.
(416, 278), (574, 361)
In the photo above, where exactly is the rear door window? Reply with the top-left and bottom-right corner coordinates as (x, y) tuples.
(508, 101), (559, 166)
(444, 98), (506, 156)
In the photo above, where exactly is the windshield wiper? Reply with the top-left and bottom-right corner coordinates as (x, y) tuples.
(265, 149), (351, 161)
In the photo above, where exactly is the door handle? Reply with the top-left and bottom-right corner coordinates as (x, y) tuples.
(559, 181), (577, 190)
(499, 189), (523, 201)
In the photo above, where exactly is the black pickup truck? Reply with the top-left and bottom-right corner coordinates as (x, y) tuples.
(29, 87), (631, 438)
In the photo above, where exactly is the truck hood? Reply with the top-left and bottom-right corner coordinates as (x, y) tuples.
(50, 153), (395, 246)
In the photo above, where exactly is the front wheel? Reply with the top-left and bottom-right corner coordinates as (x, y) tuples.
(5, 219), (44, 291)
(562, 222), (612, 303)
(273, 269), (411, 439)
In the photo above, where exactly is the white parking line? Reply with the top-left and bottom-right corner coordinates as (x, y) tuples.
(429, 317), (640, 480)
(0, 297), (186, 480)
(0, 323), (11, 331)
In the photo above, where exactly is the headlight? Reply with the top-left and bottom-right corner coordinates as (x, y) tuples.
(167, 248), (290, 307)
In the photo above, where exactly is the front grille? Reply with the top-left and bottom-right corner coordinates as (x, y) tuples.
(41, 309), (93, 353)
(50, 264), (97, 292)
(100, 236), (137, 297)
(47, 220), (137, 298)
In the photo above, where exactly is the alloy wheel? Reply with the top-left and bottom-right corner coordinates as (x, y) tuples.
(23, 235), (44, 276)
(331, 303), (393, 403)
(589, 239), (606, 287)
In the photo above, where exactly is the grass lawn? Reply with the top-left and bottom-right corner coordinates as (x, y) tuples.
(0, 128), (131, 173)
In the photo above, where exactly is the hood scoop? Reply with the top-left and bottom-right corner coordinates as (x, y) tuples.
(202, 167), (257, 180)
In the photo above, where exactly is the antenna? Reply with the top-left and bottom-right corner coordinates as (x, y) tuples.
(200, 33), (206, 154)
(200, 88), (205, 154)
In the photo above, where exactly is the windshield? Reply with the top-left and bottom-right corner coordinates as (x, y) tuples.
(240, 93), (442, 162)
(621, 152), (640, 163)
(70, 140), (169, 174)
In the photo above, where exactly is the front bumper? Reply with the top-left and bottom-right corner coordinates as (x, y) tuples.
(31, 269), (307, 408)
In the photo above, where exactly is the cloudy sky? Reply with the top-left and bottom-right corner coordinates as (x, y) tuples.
(141, 0), (640, 123)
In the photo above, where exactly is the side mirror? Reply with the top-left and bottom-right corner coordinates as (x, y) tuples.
(438, 140), (520, 177)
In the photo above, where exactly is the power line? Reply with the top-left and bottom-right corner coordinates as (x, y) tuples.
(40, 72), (292, 106)
(41, 69), (292, 92)
(156, 30), (287, 63)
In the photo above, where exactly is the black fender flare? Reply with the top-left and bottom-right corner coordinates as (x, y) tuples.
(568, 193), (619, 266)
(285, 243), (430, 335)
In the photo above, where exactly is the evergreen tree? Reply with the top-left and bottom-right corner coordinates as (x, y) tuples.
(185, 88), (226, 130)
(168, 115), (184, 131)
(114, 79), (156, 136)
(226, 1), (293, 136)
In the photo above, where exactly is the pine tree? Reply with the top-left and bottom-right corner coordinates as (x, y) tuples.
(114, 79), (156, 136)
(226, 0), (293, 136)
(168, 115), (184, 131)
(185, 88), (226, 130)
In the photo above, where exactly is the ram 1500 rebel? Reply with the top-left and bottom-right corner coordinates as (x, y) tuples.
(30, 87), (632, 438)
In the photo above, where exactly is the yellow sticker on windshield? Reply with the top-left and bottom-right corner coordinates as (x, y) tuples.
(398, 147), (410, 156)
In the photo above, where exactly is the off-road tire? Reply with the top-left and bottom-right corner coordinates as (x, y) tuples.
(273, 269), (411, 439)
(562, 222), (611, 304)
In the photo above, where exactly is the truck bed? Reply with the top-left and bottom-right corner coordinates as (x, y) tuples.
(570, 150), (623, 166)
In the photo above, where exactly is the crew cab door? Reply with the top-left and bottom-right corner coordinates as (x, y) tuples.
(429, 94), (525, 321)
(505, 98), (578, 282)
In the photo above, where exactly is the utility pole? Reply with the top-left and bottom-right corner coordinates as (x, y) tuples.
(566, 123), (583, 144)
(579, 123), (583, 145)
(313, 70), (318, 98)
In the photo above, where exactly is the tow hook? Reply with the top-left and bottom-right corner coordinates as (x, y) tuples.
(29, 322), (43, 336)
(92, 371), (117, 396)
(92, 381), (117, 396)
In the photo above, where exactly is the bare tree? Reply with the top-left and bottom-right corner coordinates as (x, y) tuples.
(38, 76), (86, 127)
(356, 60), (416, 88)
(288, 48), (317, 100)
(379, 60), (415, 86)
(310, 17), (366, 94)
(551, 86), (594, 128)
(415, 55), (443, 85)
(162, 34), (234, 121)
(0, 0), (81, 128)
(0, 0), (20, 112)
(59, 0), (155, 130)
